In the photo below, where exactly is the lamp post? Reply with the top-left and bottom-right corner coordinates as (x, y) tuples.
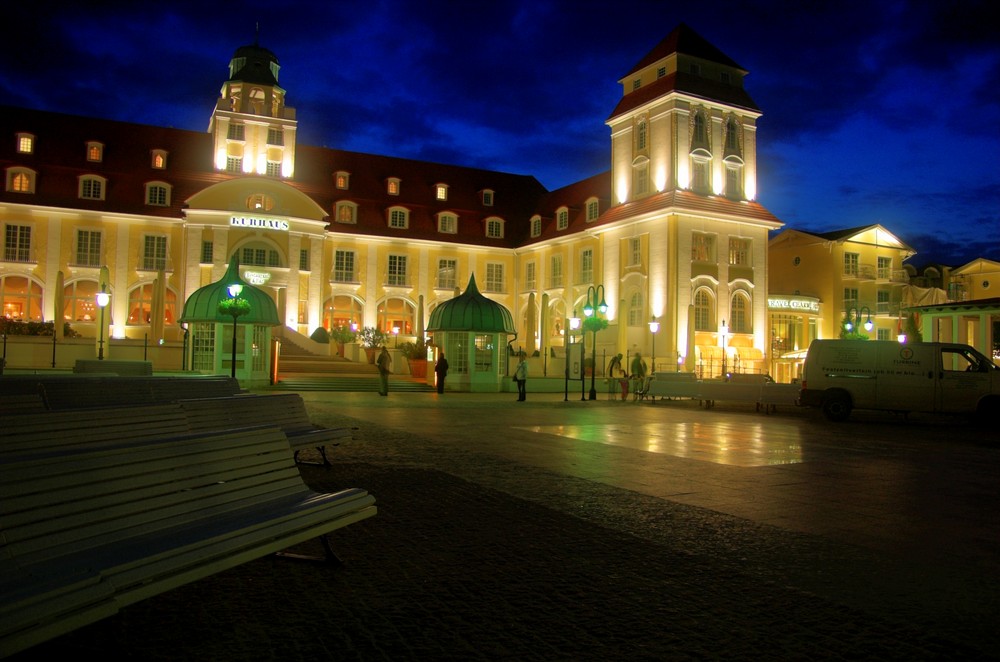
(565, 310), (581, 401)
(719, 319), (728, 377)
(583, 284), (607, 400)
(392, 326), (400, 348)
(96, 285), (110, 360)
(843, 306), (873, 335)
(648, 316), (659, 374)
(219, 283), (249, 380)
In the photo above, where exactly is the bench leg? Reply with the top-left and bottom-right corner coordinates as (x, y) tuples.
(294, 446), (334, 468)
(275, 535), (344, 565)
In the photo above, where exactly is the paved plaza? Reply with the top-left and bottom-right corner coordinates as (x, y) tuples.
(16, 391), (1000, 660)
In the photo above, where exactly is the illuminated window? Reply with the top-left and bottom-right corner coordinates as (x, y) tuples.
(691, 232), (715, 262)
(151, 150), (167, 169)
(388, 207), (409, 229)
(127, 282), (176, 326)
(730, 292), (751, 333)
(0, 275), (43, 320)
(335, 171), (350, 189)
(333, 250), (356, 282)
(6, 168), (35, 193)
(550, 255), (563, 288)
(86, 142), (103, 162)
(437, 259), (457, 289)
(74, 230), (102, 267)
(435, 184), (448, 201)
(387, 254), (407, 286)
(580, 248), (593, 284)
(336, 201), (357, 223)
(629, 237), (641, 267)
(246, 193), (274, 211)
(530, 215), (541, 237)
(486, 217), (503, 238)
(141, 235), (168, 271)
(79, 175), (106, 200)
(484, 263), (504, 292)
(3, 224), (32, 263)
(145, 182), (170, 206)
(694, 288), (715, 331)
(728, 237), (751, 266)
(16, 133), (34, 154)
(556, 208), (569, 230)
(438, 212), (457, 234)
(387, 178), (400, 195)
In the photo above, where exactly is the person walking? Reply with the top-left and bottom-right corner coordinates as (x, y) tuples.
(376, 346), (392, 396)
(434, 351), (449, 393)
(514, 353), (528, 401)
(630, 351), (648, 400)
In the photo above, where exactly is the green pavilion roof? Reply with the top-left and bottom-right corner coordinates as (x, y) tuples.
(426, 275), (515, 333)
(178, 257), (280, 325)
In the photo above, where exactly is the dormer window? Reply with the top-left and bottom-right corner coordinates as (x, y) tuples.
(79, 175), (106, 200)
(632, 79), (641, 91)
(481, 189), (494, 206)
(335, 201), (357, 223)
(435, 184), (448, 201)
(556, 207), (569, 231)
(16, 133), (34, 154)
(387, 178), (401, 195)
(530, 215), (541, 238)
(586, 198), (599, 222)
(485, 217), (504, 239)
(86, 142), (103, 162)
(145, 182), (171, 207)
(335, 171), (350, 189)
(689, 63), (701, 75)
(657, 66), (666, 79)
(438, 212), (458, 234)
(151, 150), (168, 169)
(388, 206), (409, 229)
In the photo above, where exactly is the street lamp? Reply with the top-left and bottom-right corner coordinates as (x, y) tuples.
(96, 285), (110, 360)
(843, 306), (873, 334)
(392, 326), (400, 347)
(719, 319), (728, 377)
(583, 284), (607, 400)
(564, 310), (582, 402)
(648, 316), (659, 374)
(219, 283), (249, 380)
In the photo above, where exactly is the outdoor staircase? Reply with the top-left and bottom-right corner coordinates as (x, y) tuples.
(272, 333), (434, 392)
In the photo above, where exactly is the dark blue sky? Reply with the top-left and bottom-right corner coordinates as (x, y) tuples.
(5, 0), (998, 265)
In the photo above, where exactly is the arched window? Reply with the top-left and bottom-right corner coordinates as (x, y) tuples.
(636, 116), (648, 151)
(692, 112), (709, 148)
(724, 117), (741, 156)
(323, 294), (363, 331)
(730, 291), (751, 333)
(627, 292), (644, 327)
(694, 288), (715, 331)
(377, 297), (415, 336)
(0, 275), (43, 321)
(126, 282), (176, 326)
(63, 279), (100, 322)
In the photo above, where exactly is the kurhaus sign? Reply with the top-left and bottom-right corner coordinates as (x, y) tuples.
(768, 296), (820, 313)
(230, 216), (289, 231)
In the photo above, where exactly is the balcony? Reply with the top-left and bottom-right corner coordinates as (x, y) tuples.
(843, 263), (877, 280)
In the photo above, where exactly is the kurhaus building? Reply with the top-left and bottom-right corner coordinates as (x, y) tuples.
(1, 24), (782, 378)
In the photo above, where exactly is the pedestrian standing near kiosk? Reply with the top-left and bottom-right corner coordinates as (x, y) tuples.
(514, 353), (528, 401)
(377, 346), (392, 396)
(435, 352), (449, 394)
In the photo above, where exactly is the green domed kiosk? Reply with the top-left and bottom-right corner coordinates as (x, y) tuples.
(426, 275), (517, 392)
(178, 256), (280, 384)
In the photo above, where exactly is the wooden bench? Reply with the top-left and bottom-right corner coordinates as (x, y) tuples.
(0, 403), (189, 455)
(177, 393), (350, 466)
(0, 392), (47, 415)
(0, 426), (377, 658)
(0, 375), (243, 409)
(73, 359), (153, 375)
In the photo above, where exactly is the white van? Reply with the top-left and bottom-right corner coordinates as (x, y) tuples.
(800, 340), (1000, 421)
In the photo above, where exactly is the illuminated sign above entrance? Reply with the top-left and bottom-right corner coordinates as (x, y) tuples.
(768, 296), (820, 313)
(243, 271), (272, 286)
(230, 216), (289, 232)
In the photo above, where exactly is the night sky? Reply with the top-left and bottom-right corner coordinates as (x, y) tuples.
(5, 0), (998, 266)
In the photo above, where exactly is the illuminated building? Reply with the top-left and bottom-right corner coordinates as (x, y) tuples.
(1, 24), (781, 380)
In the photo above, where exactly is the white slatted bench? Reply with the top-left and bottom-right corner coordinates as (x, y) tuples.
(0, 426), (377, 658)
(0, 404), (190, 455)
(177, 393), (351, 466)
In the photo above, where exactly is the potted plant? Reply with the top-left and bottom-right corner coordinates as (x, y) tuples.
(328, 325), (357, 357)
(400, 339), (429, 378)
(358, 326), (389, 363)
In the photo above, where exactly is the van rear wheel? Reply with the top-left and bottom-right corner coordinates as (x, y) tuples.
(821, 392), (852, 422)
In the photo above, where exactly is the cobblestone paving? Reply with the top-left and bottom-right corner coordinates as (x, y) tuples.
(16, 413), (998, 661)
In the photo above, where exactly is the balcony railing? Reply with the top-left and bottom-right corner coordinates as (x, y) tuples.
(843, 263), (877, 280)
